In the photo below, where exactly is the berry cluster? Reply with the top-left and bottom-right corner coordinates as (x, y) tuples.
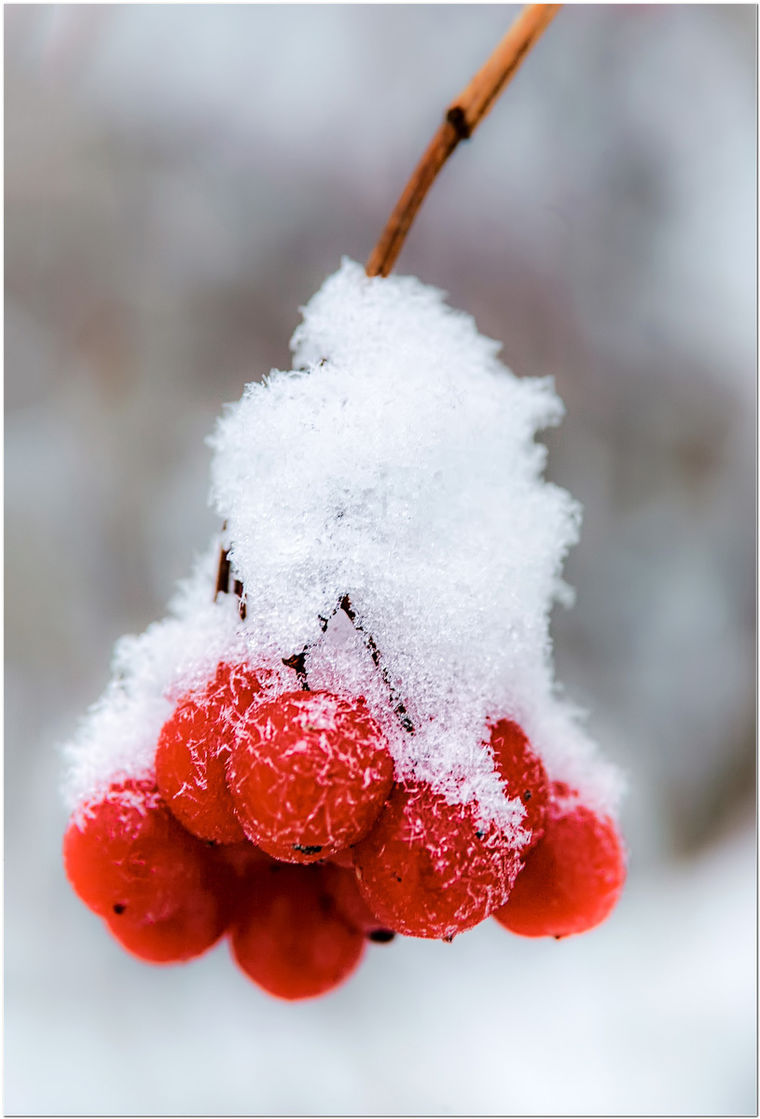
(63, 657), (626, 1000)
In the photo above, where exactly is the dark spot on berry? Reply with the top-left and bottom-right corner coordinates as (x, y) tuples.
(442, 934), (454, 943)
(113, 903), (126, 915)
(393, 874), (402, 883)
(206, 839), (219, 847)
(475, 829), (485, 839)
(293, 844), (323, 855)
(523, 790), (532, 801)
(368, 929), (396, 944)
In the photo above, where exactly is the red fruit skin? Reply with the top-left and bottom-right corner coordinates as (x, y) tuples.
(227, 691), (395, 863)
(219, 839), (275, 878)
(212, 839), (275, 921)
(489, 719), (549, 848)
(327, 847), (357, 871)
(229, 862), (366, 1001)
(353, 780), (522, 940)
(493, 789), (626, 938)
(63, 780), (220, 924)
(105, 887), (228, 964)
(156, 662), (264, 844)
(320, 862), (393, 938)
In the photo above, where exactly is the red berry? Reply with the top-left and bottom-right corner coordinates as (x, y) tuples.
(105, 887), (228, 964)
(327, 847), (356, 871)
(229, 862), (366, 1000)
(353, 780), (521, 940)
(493, 785), (626, 938)
(489, 718), (549, 846)
(63, 780), (218, 924)
(210, 839), (274, 920)
(320, 862), (393, 939)
(218, 839), (275, 878)
(156, 662), (264, 844)
(227, 690), (394, 863)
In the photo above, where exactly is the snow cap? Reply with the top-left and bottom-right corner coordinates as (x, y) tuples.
(209, 259), (623, 826)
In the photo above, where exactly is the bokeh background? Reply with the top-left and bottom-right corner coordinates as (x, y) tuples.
(5, 4), (756, 1115)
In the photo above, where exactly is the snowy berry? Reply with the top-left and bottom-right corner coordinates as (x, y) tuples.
(156, 661), (264, 844)
(353, 780), (522, 940)
(493, 783), (626, 938)
(229, 861), (366, 1000)
(489, 718), (549, 845)
(226, 690), (394, 863)
(63, 779), (218, 924)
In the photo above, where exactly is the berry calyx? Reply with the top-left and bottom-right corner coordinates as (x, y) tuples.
(156, 662), (264, 844)
(229, 861), (366, 1000)
(227, 690), (394, 863)
(63, 779), (219, 924)
(353, 780), (522, 940)
(489, 718), (549, 846)
(493, 783), (626, 938)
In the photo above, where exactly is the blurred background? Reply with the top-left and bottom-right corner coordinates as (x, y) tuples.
(5, 4), (756, 1115)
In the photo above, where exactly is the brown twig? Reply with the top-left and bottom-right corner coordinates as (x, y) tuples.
(338, 596), (415, 734)
(232, 579), (247, 620)
(365, 3), (561, 278)
(214, 543), (246, 618)
(215, 545), (231, 598)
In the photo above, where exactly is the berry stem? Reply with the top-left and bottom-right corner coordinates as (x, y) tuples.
(339, 596), (414, 734)
(215, 544), (231, 598)
(365, 3), (561, 278)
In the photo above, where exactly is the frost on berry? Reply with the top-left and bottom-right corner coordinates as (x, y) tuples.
(155, 661), (265, 844)
(227, 690), (394, 862)
(494, 783), (626, 938)
(229, 862), (366, 1001)
(62, 779), (221, 925)
(488, 718), (549, 848)
(353, 780), (524, 940)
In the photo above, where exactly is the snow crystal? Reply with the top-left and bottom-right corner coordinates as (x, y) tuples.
(208, 259), (623, 826)
(63, 260), (623, 827)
